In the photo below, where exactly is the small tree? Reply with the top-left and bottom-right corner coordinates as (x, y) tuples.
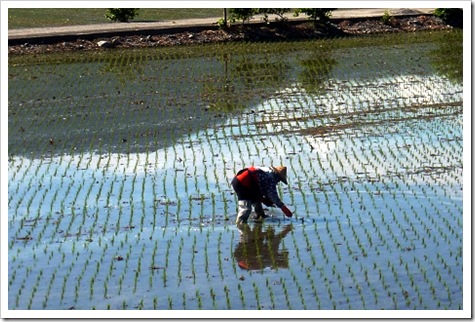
(228, 8), (257, 25)
(294, 8), (335, 26)
(256, 8), (291, 23)
(105, 8), (139, 22)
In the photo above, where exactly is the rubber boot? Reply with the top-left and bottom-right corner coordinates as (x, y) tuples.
(252, 202), (268, 221)
(236, 200), (252, 225)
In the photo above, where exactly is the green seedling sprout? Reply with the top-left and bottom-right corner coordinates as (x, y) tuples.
(195, 290), (202, 310)
(237, 283), (246, 309)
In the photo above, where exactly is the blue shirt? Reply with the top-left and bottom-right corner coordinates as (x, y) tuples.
(254, 166), (285, 208)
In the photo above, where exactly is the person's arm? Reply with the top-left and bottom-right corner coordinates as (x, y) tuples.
(259, 175), (293, 217)
(256, 171), (292, 217)
(256, 171), (284, 208)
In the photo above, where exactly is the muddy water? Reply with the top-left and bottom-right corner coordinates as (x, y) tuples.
(7, 33), (463, 312)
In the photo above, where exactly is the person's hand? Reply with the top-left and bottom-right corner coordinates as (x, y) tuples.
(281, 205), (293, 217)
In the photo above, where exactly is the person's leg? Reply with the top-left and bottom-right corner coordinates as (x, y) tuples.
(236, 200), (252, 225)
(252, 202), (268, 220)
(232, 177), (253, 225)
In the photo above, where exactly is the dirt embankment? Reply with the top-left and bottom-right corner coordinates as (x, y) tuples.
(9, 15), (452, 55)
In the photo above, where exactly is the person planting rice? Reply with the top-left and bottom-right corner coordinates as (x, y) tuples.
(231, 166), (293, 225)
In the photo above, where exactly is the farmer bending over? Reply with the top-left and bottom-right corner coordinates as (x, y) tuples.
(231, 166), (293, 225)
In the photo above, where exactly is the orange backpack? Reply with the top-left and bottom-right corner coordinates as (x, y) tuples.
(235, 167), (259, 188)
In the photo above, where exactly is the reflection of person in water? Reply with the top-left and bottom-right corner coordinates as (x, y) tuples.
(234, 224), (293, 270)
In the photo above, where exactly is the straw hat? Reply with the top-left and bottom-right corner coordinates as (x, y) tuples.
(270, 166), (288, 185)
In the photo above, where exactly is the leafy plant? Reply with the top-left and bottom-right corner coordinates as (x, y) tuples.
(105, 8), (139, 22)
(256, 8), (291, 23)
(228, 8), (257, 24)
(381, 10), (392, 25)
(293, 8), (335, 26)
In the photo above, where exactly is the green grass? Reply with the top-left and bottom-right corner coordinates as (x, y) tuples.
(8, 8), (224, 29)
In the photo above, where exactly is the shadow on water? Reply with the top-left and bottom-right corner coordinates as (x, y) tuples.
(8, 31), (460, 158)
(201, 52), (292, 112)
(297, 50), (338, 95)
(8, 43), (336, 158)
(100, 54), (145, 87)
(234, 223), (293, 271)
(429, 30), (462, 84)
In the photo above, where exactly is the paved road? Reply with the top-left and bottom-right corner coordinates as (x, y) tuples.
(9, 8), (434, 41)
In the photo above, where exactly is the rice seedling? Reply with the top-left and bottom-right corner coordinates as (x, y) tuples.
(237, 283), (246, 309)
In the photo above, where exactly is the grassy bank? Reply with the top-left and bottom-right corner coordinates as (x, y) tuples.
(8, 8), (223, 29)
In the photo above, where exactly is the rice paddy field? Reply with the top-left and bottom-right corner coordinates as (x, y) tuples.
(6, 30), (465, 316)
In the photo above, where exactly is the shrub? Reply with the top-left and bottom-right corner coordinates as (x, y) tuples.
(381, 10), (392, 25)
(434, 8), (463, 28)
(256, 8), (292, 23)
(294, 8), (335, 26)
(228, 8), (257, 24)
(105, 8), (139, 22)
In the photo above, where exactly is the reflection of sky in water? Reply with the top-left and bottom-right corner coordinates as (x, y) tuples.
(7, 63), (463, 310)
(9, 72), (462, 229)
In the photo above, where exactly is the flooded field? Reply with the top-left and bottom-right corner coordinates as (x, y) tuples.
(7, 30), (464, 314)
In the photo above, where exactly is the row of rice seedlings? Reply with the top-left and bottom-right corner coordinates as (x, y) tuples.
(342, 264), (365, 309)
(216, 231), (225, 280)
(317, 265), (337, 310)
(424, 254), (461, 308)
(252, 281), (262, 310)
(13, 105), (49, 156)
(11, 160), (42, 227)
(283, 153), (300, 211)
(133, 243), (146, 293)
(13, 272), (28, 309)
(289, 264), (308, 310)
(102, 254), (116, 299)
(103, 171), (121, 234)
(228, 231), (239, 279)
(397, 181), (457, 251)
(385, 258), (415, 309)
(237, 283), (246, 309)
(299, 228), (316, 269)
(25, 268), (43, 309)
(56, 248), (77, 304)
(72, 248), (95, 303)
(312, 221), (330, 265)
(10, 253), (37, 308)
(204, 231), (212, 280)
(395, 256), (423, 308)
(160, 239), (172, 287)
(116, 243), (134, 297)
(216, 284), (230, 310)
(373, 261), (398, 308)
(409, 195), (449, 248)
(190, 235), (197, 284)
(435, 252), (462, 289)
(264, 278), (277, 310)
(422, 189), (461, 244)
(276, 277), (293, 310)
(7, 160), (23, 207)
(411, 254), (443, 308)
(380, 193), (415, 246)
